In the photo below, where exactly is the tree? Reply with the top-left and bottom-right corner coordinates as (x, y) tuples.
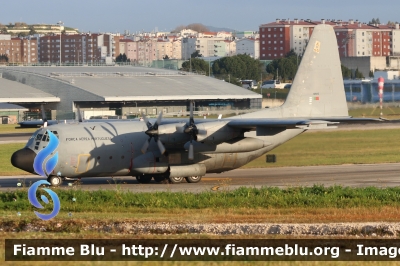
(29, 26), (37, 35)
(211, 54), (263, 85)
(181, 58), (209, 75)
(265, 49), (300, 82)
(369, 70), (374, 78)
(369, 18), (381, 25)
(191, 50), (202, 58)
(354, 68), (364, 79)
(0, 54), (8, 63)
(116, 53), (129, 62)
(341, 65), (351, 79)
(172, 23), (209, 33)
(163, 55), (169, 60)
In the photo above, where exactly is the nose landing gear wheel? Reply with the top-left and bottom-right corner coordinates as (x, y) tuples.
(168, 176), (184, 184)
(185, 176), (202, 183)
(47, 175), (63, 187)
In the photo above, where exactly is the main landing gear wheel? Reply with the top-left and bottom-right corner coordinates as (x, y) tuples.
(136, 175), (152, 184)
(154, 175), (169, 184)
(47, 175), (62, 187)
(168, 176), (184, 184)
(185, 176), (202, 183)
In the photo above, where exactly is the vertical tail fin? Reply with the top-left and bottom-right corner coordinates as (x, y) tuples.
(281, 24), (348, 118)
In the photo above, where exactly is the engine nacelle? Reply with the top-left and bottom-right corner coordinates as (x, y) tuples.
(169, 164), (206, 178)
(196, 121), (241, 144)
(131, 152), (168, 174)
(157, 123), (190, 145)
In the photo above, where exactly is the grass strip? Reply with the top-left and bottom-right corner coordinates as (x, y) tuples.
(2, 185), (400, 213)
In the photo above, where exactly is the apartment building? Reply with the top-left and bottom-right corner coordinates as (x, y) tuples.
(260, 19), (400, 60)
(236, 38), (259, 59)
(0, 34), (37, 63)
(213, 39), (236, 57)
(38, 33), (118, 64)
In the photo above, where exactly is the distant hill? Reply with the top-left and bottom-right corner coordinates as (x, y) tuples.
(206, 25), (237, 33)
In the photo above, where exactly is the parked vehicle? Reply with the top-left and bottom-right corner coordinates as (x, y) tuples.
(261, 80), (289, 89)
(241, 80), (258, 89)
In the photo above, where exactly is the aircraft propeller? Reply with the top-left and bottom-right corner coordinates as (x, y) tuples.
(140, 111), (166, 154)
(40, 105), (48, 128)
(76, 105), (83, 123)
(184, 101), (198, 160)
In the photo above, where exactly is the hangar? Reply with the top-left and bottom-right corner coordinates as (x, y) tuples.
(0, 66), (261, 121)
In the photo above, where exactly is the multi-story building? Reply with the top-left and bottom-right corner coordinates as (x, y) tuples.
(260, 19), (400, 60)
(181, 37), (197, 59)
(213, 39), (236, 57)
(236, 38), (259, 59)
(171, 39), (182, 59)
(0, 35), (37, 63)
(155, 40), (173, 60)
(335, 20), (393, 57)
(38, 33), (118, 64)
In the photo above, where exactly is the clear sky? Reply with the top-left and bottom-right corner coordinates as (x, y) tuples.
(2, 0), (399, 33)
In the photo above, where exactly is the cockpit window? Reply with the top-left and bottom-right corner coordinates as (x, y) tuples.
(27, 129), (59, 150)
(36, 134), (43, 141)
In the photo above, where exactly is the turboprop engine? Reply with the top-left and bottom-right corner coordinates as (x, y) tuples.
(194, 121), (242, 144)
(131, 152), (168, 175)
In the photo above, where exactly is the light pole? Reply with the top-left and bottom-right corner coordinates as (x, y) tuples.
(57, 21), (64, 65)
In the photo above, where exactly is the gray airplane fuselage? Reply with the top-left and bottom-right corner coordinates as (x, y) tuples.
(22, 120), (303, 178)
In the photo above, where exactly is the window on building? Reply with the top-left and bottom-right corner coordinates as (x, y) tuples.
(262, 34), (265, 38)
(268, 28), (271, 31)
(280, 28), (282, 31)
(268, 34), (271, 37)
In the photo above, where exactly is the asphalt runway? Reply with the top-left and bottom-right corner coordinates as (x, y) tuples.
(1, 163), (399, 192)
(0, 132), (32, 143)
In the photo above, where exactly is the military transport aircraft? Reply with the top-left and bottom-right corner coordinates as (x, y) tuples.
(11, 24), (375, 186)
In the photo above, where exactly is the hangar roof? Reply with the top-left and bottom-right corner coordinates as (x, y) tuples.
(10, 66), (260, 101)
(0, 77), (60, 103)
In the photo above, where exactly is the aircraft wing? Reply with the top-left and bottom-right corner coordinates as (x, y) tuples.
(227, 119), (339, 130)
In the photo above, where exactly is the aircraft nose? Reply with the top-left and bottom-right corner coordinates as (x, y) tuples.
(11, 148), (36, 174)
